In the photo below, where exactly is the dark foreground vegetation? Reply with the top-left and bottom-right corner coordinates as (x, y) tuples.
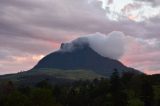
(0, 70), (160, 106)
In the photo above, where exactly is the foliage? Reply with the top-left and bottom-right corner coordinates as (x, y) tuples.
(0, 71), (160, 106)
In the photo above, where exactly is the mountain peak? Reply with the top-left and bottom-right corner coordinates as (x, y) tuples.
(33, 37), (141, 77)
(60, 37), (90, 52)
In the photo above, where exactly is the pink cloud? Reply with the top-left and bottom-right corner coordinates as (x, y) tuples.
(0, 54), (45, 74)
(122, 3), (142, 13)
(108, 0), (113, 5)
(120, 38), (160, 75)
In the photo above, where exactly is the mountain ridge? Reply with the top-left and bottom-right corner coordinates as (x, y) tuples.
(33, 41), (141, 77)
(0, 40), (142, 85)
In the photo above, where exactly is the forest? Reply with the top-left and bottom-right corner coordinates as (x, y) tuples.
(0, 70), (160, 106)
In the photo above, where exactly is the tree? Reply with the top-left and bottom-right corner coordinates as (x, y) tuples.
(141, 78), (154, 106)
(2, 81), (15, 95)
(121, 72), (135, 89)
(36, 79), (52, 89)
(154, 85), (160, 106)
(30, 88), (58, 106)
(3, 91), (30, 106)
(110, 69), (128, 106)
(128, 98), (144, 106)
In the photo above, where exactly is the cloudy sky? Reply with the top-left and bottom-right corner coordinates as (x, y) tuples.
(0, 0), (160, 75)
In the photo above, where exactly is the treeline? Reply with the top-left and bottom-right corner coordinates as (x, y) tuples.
(0, 70), (160, 106)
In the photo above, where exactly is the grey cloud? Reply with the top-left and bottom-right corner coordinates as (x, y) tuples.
(0, 0), (160, 74)
(0, 0), (158, 41)
(135, 0), (160, 6)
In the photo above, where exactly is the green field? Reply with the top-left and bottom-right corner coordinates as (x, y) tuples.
(0, 69), (105, 85)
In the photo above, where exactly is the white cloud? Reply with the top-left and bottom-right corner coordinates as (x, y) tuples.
(97, 0), (160, 22)
(87, 31), (127, 59)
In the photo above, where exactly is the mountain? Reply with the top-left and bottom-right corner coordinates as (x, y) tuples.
(0, 38), (142, 86)
(33, 39), (141, 77)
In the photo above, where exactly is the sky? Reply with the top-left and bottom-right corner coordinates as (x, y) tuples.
(0, 0), (160, 75)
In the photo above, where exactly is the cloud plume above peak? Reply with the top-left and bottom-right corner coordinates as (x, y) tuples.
(86, 32), (127, 59)
(61, 31), (128, 60)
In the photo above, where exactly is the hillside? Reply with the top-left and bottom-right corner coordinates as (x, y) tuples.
(0, 68), (106, 86)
